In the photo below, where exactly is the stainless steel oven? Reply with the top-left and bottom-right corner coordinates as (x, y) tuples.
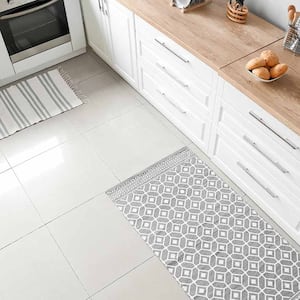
(0, 0), (70, 63)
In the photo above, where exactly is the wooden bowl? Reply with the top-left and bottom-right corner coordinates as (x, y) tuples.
(226, 2), (248, 24)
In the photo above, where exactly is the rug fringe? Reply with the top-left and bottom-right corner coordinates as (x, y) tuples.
(106, 147), (195, 201)
(57, 67), (87, 103)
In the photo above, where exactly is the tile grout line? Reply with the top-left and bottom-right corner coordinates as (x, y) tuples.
(87, 255), (155, 299)
(45, 225), (91, 298)
(79, 133), (122, 183)
(43, 192), (113, 226)
(0, 191), (113, 253)
(0, 224), (46, 252)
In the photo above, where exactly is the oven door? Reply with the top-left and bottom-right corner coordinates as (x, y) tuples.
(0, 0), (70, 63)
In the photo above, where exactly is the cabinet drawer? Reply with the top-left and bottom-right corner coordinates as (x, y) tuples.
(219, 101), (300, 190)
(136, 15), (216, 89)
(139, 61), (211, 151)
(213, 131), (300, 243)
(139, 40), (211, 115)
(221, 81), (300, 161)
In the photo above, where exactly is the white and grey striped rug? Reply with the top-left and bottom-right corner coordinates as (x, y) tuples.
(0, 69), (83, 139)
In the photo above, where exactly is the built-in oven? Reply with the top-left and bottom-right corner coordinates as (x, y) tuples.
(0, 0), (70, 63)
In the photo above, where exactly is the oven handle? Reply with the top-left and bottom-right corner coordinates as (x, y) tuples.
(0, 0), (59, 20)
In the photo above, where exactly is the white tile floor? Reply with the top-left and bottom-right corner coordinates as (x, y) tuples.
(0, 50), (299, 300)
(0, 50), (190, 300)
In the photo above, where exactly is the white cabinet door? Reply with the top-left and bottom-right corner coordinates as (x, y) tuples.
(107, 0), (137, 87)
(0, 32), (15, 81)
(81, 0), (112, 63)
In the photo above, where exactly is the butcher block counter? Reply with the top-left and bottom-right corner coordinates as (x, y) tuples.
(118, 0), (284, 69)
(118, 0), (300, 136)
(220, 40), (300, 136)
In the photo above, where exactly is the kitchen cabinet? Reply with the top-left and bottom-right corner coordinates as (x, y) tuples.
(211, 79), (300, 244)
(136, 16), (218, 153)
(81, 0), (112, 64)
(79, 0), (300, 245)
(0, 32), (15, 81)
(81, 0), (137, 87)
(107, 0), (137, 87)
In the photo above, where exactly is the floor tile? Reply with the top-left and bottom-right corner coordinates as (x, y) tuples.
(92, 257), (189, 300)
(85, 106), (185, 180)
(14, 136), (118, 222)
(0, 170), (42, 249)
(48, 194), (153, 295)
(0, 227), (87, 300)
(65, 74), (141, 133)
(143, 101), (192, 146)
(0, 151), (10, 173)
(0, 113), (78, 167)
(60, 52), (110, 84)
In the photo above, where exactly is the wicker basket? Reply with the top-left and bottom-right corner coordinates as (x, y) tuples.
(226, 2), (248, 24)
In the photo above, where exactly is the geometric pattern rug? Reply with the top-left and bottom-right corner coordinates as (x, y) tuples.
(0, 68), (83, 140)
(106, 147), (300, 300)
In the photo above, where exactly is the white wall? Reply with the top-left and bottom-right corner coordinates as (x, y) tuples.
(246, 0), (299, 30)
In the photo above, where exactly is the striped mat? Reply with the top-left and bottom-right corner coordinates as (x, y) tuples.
(0, 68), (83, 139)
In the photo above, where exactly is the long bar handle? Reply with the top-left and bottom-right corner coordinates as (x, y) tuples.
(237, 161), (279, 199)
(249, 111), (299, 150)
(156, 62), (189, 88)
(157, 89), (187, 114)
(0, 0), (59, 20)
(98, 0), (103, 12)
(154, 38), (189, 64)
(243, 135), (289, 174)
(102, 0), (108, 16)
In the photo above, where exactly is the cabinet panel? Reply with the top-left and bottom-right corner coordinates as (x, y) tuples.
(81, 0), (112, 63)
(0, 32), (15, 81)
(139, 56), (210, 152)
(108, 0), (137, 87)
(136, 16), (216, 89)
(212, 129), (300, 245)
(139, 39), (211, 115)
(222, 81), (300, 161)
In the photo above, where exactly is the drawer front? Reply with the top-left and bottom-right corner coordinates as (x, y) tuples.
(212, 130), (300, 243)
(139, 60), (211, 152)
(139, 40), (211, 115)
(219, 101), (300, 190)
(221, 81), (300, 161)
(136, 15), (216, 89)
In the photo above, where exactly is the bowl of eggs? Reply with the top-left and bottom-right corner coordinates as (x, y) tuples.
(246, 50), (288, 82)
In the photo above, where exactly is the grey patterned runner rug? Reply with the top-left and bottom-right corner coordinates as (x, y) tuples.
(0, 68), (83, 140)
(106, 147), (300, 300)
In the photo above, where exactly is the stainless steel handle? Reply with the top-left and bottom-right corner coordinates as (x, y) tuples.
(157, 89), (187, 114)
(156, 62), (189, 88)
(102, 0), (108, 15)
(237, 161), (279, 198)
(249, 111), (299, 150)
(0, 0), (59, 20)
(243, 135), (289, 174)
(154, 38), (189, 63)
(98, 0), (103, 12)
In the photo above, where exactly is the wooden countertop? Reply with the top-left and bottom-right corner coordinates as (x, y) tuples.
(118, 0), (300, 136)
(118, 0), (284, 69)
(220, 41), (300, 135)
